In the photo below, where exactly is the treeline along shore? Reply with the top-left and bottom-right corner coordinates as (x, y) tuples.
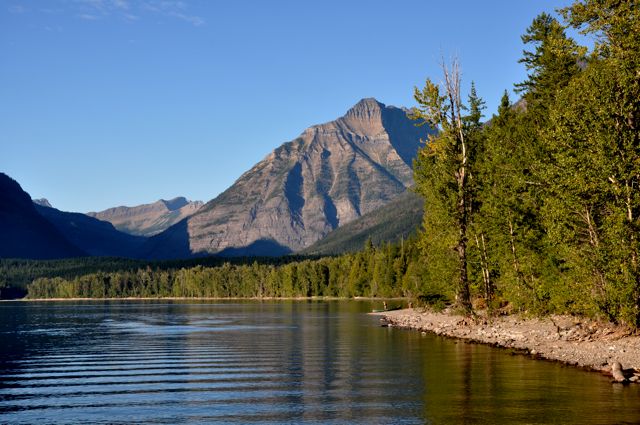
(9, 239), (424, 299)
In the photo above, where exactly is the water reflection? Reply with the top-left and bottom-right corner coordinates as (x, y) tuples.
(0, 300), (639, 424)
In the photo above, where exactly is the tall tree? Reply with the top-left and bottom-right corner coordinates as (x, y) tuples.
(412, 60), (483, 315)
(516, 12), (585, 111)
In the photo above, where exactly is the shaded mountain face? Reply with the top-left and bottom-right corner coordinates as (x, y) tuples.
(0, 173), (85, 259)
(88, 197), (203, 237)
(35, 204), (147, 258)
(300, 189), (424, 256)
(144, 98), (431, 258)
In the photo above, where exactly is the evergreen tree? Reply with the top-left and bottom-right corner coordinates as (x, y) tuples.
(516, 12), (585, 112)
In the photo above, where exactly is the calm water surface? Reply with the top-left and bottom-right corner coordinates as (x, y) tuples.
(0, 300), (639, 424)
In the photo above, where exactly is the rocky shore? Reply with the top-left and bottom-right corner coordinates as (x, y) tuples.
(376, 308), (640, 383)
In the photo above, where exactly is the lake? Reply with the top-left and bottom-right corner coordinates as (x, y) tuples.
(1, 300), (639, 424)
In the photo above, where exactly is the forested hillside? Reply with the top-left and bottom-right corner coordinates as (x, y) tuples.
(300, 190), (423, 256)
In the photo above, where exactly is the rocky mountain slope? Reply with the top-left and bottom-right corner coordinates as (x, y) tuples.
(0, 173), (85, 259)
(300, 189), (424, 256)
(88, 197), (203, 237)
(143, 98), (431, 258)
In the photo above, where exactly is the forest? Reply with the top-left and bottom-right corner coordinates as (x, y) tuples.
(7, 1), (640, 327)
(24, 239), (427, 300)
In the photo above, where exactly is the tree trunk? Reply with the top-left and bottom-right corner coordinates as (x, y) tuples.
(475, 232), (493, 311)
(508, 217), (530, 290)
(456, 165), (472, 314)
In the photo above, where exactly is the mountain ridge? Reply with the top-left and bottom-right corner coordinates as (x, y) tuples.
(88, 197), (203, 237)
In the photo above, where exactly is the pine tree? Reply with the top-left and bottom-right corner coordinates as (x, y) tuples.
(516, 12), (585, 112)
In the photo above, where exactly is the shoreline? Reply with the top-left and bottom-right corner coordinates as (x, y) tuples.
(1, 296), (407, 302)
(376, 308), (640, 383)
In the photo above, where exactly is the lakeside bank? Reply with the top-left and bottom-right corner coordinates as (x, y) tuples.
(376, 308), (640, 383)
(1, 296), (408, 302)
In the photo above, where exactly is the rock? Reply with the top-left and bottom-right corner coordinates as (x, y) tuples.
(611, 361), (627, 383)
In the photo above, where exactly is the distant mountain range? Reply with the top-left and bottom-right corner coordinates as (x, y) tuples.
(0, 173), (193, 259)
(35, 203), (146, 258)
(142, 98), (430, 258)
(88, 197), (203, 237)
(1, 98), (430, 260)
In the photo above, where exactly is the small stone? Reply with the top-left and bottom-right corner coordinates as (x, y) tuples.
(611, 361), (627, 383)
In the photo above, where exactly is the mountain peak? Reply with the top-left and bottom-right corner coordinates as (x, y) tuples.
(33, 198), (52, 208)
(345, 98), (384, 118)
(143, 96), (428, 258)
(160, 197), (189, 211)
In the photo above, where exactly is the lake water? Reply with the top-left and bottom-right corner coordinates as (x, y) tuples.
(0, 301), (639, 424)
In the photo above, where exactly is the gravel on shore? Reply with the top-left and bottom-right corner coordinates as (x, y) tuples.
(375, 308), (640, 383)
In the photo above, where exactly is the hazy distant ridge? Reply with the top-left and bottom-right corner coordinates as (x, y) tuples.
(88, 197), (203, 237)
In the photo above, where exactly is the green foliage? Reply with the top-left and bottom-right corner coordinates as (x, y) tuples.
(516, 12), (585, 109)
(543, 58), (640, 325)
(410, 3), (640, 327)
(21, 237), (449, 303)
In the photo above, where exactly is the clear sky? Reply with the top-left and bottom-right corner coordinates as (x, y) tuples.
(1, 0), (585, 213)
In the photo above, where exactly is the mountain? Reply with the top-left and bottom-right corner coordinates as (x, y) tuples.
(300, 189), (424, 256)
(143, 98), (431, 258)
(33, 198), (52, 208)
(35, 204), (147, 258)
(88, 197), (203, 237)
(0, 173), (85, 259)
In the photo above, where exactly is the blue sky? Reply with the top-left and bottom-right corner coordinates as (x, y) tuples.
(1, 0), (585, 212)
